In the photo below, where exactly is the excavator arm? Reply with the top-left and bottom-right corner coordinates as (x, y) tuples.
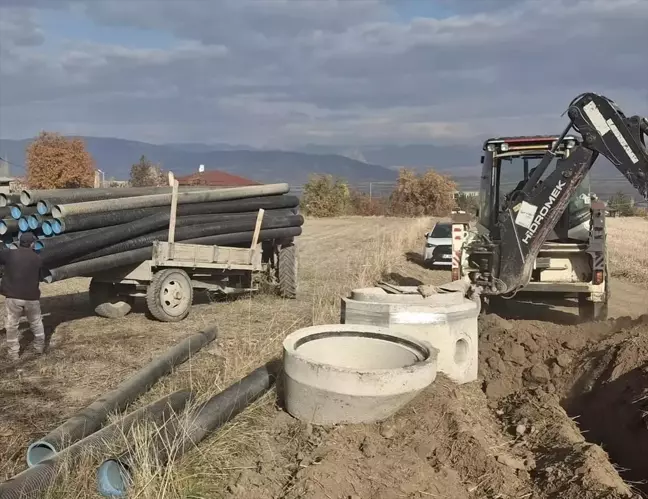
(468, 93), (648, 295)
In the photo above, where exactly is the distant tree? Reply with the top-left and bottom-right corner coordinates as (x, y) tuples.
(302, 174), (350, 217)
(25, 131), (95, 189)
(389, 168), (457, 217)
(130, 155), (166, 187)
(455, 192), (480, 215)
(608, 190), (634, 216)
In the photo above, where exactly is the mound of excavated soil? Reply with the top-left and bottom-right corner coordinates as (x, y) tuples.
(221, 313), (648, 499)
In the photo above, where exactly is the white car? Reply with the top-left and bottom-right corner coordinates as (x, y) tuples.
(423, 222), (453, 266)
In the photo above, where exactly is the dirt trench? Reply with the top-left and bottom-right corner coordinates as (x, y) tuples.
(480, 312), (648, 498)
(216, 308), (648, 499)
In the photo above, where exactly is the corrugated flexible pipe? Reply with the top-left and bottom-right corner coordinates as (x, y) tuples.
(0, 390), (193, 499)
(43, 226), (302, 282)
(96, 359), (282, 497)
(25, 326), (218, 467)
(67, 213), (304, 263)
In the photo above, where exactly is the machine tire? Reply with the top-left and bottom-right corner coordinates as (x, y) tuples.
(89, 279), (133, 319)
(277, 243), (298, 299)
(146, 268), (193, 322)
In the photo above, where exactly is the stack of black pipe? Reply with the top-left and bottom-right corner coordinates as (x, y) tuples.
(0, 185), (302, 283)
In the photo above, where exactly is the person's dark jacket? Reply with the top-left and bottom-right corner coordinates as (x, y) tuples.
(0, 248), (45, 301)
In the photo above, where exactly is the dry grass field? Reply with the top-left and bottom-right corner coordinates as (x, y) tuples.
(0, 216), (439, 497)
(1, 215), (648, 498)
(607, 217), (648, 283)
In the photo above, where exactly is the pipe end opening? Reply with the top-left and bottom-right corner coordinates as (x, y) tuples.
(34, 241), (44, 252)
(0, 222), (6, 236)
(42, 222), (53, 236)
(52, 219), (63, 234)
(10, 206), (22, 220)
(26, 441), (57, 467)
(18, 219), (29, 232)
(28, 216), (39, 230)
(36, 200), (49, 215)
(51, 206), (62, 219)
(19, 191), (32, 206)
(97, 459), (130, 497)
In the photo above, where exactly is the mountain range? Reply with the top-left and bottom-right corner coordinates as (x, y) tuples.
(0, 136), (482, 186)
(0, 136), (639, 200)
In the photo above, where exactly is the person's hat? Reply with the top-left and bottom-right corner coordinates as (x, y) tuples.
(19, 231), (37, 247)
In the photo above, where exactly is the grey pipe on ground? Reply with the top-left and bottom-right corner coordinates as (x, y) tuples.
(0, 390), (193, 499)
(26, 326), (218, 467)
(52, 183), (289, 218)
(96, 359), (282, 497)
(44, 226), (302, 282)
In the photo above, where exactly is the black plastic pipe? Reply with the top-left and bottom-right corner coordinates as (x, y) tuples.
(96, 359), (281, 497)
(0, 390), (193, 499)
(21, 186), (217, 207)
(41, 211), (298, 264)
(45, 226), (302, 282)
(55, 195), (300, 233)
(0, 193), (20, 208)
(0, 218), (19, 235)
(26, 326), (218, 467)
(41, 210), (293, 251)
(8, 204), (37, 220)
(39, 211), (176, 265)
(68, 214), (304, 263)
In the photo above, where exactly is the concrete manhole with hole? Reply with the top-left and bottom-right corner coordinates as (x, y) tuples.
(341, 285), (479, 384)
(282, 324), (438, 425)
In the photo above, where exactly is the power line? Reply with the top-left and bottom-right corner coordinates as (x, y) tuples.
(0, 156), (25, 173)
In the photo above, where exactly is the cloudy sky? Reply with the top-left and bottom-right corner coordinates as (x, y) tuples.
(0, 0), (646, 148)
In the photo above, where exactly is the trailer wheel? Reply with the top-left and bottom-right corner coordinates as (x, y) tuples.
(277, 243), (298, 299)
(147, 268), (193, 322)
(89, 279), (133, 319)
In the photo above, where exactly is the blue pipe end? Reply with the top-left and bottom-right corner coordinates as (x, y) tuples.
(97, 459), (130, 497)
(42, 222), (53, 236)
(36, 200), (49, 215)
(0, 221), (6, 236)
(34, 241), (44, 252)
(18, 218), (29, 232)
(10, 205), (22, 220)
(51, 219), (63, 234)
(28, 215), (40, 230)
(26, 441), (57, 468)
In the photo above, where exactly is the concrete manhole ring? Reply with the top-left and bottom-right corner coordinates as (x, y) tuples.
(282, 324), (438, 425)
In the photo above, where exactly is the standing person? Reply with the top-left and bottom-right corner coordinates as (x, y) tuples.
(0, 232), (46, 361)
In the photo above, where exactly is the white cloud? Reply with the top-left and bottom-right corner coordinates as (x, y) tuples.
(0, 0), (645, 147)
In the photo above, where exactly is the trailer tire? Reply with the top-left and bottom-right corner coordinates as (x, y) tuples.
(89, 279), (133, 319)
(277, 243), (298, 299)
(147, 268), (193, 322)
